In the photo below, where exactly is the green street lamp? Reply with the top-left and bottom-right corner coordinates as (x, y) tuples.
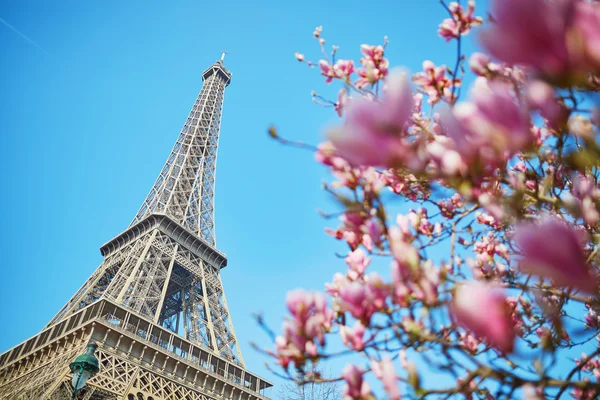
(69, 342), (100, 400)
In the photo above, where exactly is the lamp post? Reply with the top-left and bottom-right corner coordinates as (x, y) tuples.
(69, 342), (100, 400)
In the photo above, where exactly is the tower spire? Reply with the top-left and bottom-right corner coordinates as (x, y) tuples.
(220, 50), (227, 62)
(131, 59), (231, 246)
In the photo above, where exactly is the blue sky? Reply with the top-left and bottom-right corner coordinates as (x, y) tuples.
(0, 0), (491, 395)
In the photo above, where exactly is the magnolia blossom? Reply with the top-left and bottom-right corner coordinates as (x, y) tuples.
(355, 44), (389, 87)
(371, 357), (401, 400)
(460, 332), (481, 354)
(335, 88), (349, 117)
(451, 281), (516, 353)
(438, 1), (483, 42)
(526, 80), (568, 130)
(480, 0), (600, 80)
(569, 115), (596, 140)
(514, 218), (598, 293)
(412, 60), (457, 104)
(328, 69), (414, 167)
(334, 59), (355, 79)
(342, 364), (374, 400)
(272, 290), (334, 368)
(469, 52), (493, 76)
(319, 60), (337, 83)
(444, 77), (533, 166)
(340, 320), (367, 350)
(337, 273), (389, 323)
(345, 249), (371, 280)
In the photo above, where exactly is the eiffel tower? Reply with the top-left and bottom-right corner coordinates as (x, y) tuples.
(0, 54), (273, 400)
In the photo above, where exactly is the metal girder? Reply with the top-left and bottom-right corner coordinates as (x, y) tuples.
(131, 61), (231, 247)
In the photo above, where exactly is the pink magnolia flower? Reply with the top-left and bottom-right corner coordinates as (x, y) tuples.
(569, 115), (596, 140)
(334, 59), (355, 79)
(412, 60), (457, 104)
(514, 218), (598, 293)
(460, 332), (481, 354)
(318, 60), (337, 83)
(338, 274), (389, 323)
(340, 320), (367, 350)
(355, 44), (389, 87)
(438, 18), (460, 42)
(345, 249), (371, 280)
(443, 77), (533, 166)
(426, 136), (467, 176)
(295, 52), (305, 62)
(388, 227), (419, 271)
(335, 88), (349, 117)
(526, 80), (568, 130)
(363, 217), (384, 249)
(360, 44), (384, 63)
(371, 357), (401, 400)
(438, 1), (483, 42)
(271, 290), (334, 369)
(480, 0), (600, 81)
(469, 52), (492, 76)
(342, 364), (373, 400)
(325, 211), (372, 250)
(571, 383), (599, 400)
(451, 281), (516, 353)
(328, 69), (414, 167)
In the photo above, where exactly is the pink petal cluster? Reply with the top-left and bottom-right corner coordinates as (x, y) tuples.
(471, 232), (510, 279)
(526, 80), (569, 130)
(337, 273), (389, 323)
(459, 332), (481, 354)
(318, 60), (338, 83)
(340, 320), (367, 350)
(438, 1), (483, 42)
(437, 193), (464, 219)
(571, 384), (599, 400)
(335, 88), (349, 117)
(324, 210), (383, 251)
(272, 290), (334, 369)
(371, 357), (401, 400)
(584, 304), (600, 329)
(443, 77), (533, 168)
(345, 249), (371, 280)
(505, 297), (527, 337)
(328, 70), (414, 168)
(451, 281), (516, 353)
(382, 170), (429, 201)
(426, 135), (468, 177)
(413, 60), (458, 104)
(388, 215), (419, 270)
(391, 259), (441, 307)
(355, 44), (389, 88)
(480, 0), (600, 81)
(334, 59), (355, 79)
(319, 59), (356, 83)
(514, 218), (598, 293)
(342, 364), (374, 400)
(576, 353), (600, 380)
(469, 52), (498, 77)
(567, 173), (600, 226)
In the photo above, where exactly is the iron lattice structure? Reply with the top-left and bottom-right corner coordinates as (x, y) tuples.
(0, 55), (273, 400)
